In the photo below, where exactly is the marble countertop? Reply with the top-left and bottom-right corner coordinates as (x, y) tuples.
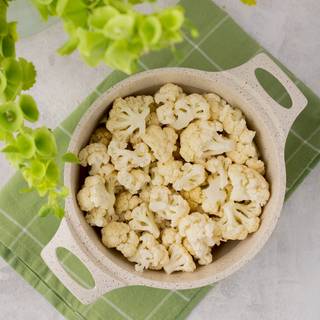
(1, 0), (320, 319)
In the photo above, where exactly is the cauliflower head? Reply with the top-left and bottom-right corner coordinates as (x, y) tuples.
(106, 95), (152, 140)
(77, 175), (115, 213)
(149, 186), (190, 227)
(101, 221), (130, 248)
(201, 175), (227, 216)
(127, 203), (160, 238)
(164, 243), (196, 274)
(117, 169), (150, 194)
(218, 201), (262, 240)
(142, 125), (178, 163)
(78, 143), (112, 177)
(150, 160), (182, 186)
(178, 212), (221, 265)
(131, 232), (169, 271)
(173, 163), (206, 191)
(108, 139), (152, 171)
(180, 120), (235, 163)
(161, 228), (182, 248)
(228, 164), (270, 206)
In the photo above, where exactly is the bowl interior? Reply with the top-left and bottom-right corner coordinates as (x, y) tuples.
(65, 68), (285, 287)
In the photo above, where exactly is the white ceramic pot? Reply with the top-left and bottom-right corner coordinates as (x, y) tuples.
(41, 53), (307, 304)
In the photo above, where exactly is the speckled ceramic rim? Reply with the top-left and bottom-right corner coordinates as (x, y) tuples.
(41, 54), (308, 304)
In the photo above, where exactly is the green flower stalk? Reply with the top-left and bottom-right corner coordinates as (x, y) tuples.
(0, 0), (73, 218)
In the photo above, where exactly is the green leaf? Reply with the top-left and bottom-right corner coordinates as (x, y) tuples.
(19, 94), (39, 122)
(16, 132), (36, 158)
(19, 58), (37, 90)
(138, 16), (162, 47)
(33, 127), (57, 157)
(104, 40), (137, 74)
(1, 58), (22, 101)
(0, 102), (23, 132)
(88, 6), (119, 30)
(62, 152), (80, 163)
(103, 14), (135, 40)
(159, 7), (184, 32)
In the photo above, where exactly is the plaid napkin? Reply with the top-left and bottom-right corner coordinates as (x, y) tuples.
(1, 0), (320, 319)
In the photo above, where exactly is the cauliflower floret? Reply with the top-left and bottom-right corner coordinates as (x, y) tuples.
(201, 176), (227, 216)
(89, 127), (112, 146)
(85, 207), (109, 227)
(228, 164), (270, 206)
(178, 212), (221, 265)
(127, 203), (160, 238)
(108, 139), (152, 171)
(227, 140), (258, 165)
(203, 93), (222, 121)
(101, 221), (130, 248)
(77, 175), (115, 213)
(164, 243), (196, 274)
(205, 156), (232, 188)
(180, 120), (235, 163)
(181, 187), (202, 211)
(173, 163), (206, 191)
(154, 83), (183, 104)
(156, 94), (210, 130)
(149, 186), (190, 227)
(161, 228), (182, 248)
(106, 95), (152, 140)
(130, 232), (169, 271)
(78, 143), (112, 177)
(246, 158), (265, 175)
(117, 169), (151, 194)
(115, 191), (142, 218)
(150, 159), (183, 186)
(218, 201), (262, 240)
(117, 230), (139, 258)
(142, 125), (178, 162)
(218, 103), (244, 135)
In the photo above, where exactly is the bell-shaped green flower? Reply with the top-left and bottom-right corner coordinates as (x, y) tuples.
(56, 0), (88, 27)
(138, 16), (162, 47)
(21, 159), (47, 187)
(19, 94), (39, 122)
(77, 29), (109, 66)
(33, 127), (57, 158)
(88, 6), (119, 30)
(159, 7), (184, 32)
(15, 132), (36, 159)
(45, 160), (60, 184)
(103, 14), (135, 40)
(104, 40), (138, 74)
(0, 102), (23, 132)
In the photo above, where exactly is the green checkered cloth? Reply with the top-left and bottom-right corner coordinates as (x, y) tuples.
(1, 0), (320, 319)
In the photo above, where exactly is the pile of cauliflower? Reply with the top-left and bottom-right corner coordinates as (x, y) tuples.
(77, 83), (270, 274)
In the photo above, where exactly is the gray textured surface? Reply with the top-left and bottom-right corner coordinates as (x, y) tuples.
(1, 0), (320, 319)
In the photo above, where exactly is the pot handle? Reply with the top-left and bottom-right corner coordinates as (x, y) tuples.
(225, 53), (308, 142)
(41, 218), (125, 304)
